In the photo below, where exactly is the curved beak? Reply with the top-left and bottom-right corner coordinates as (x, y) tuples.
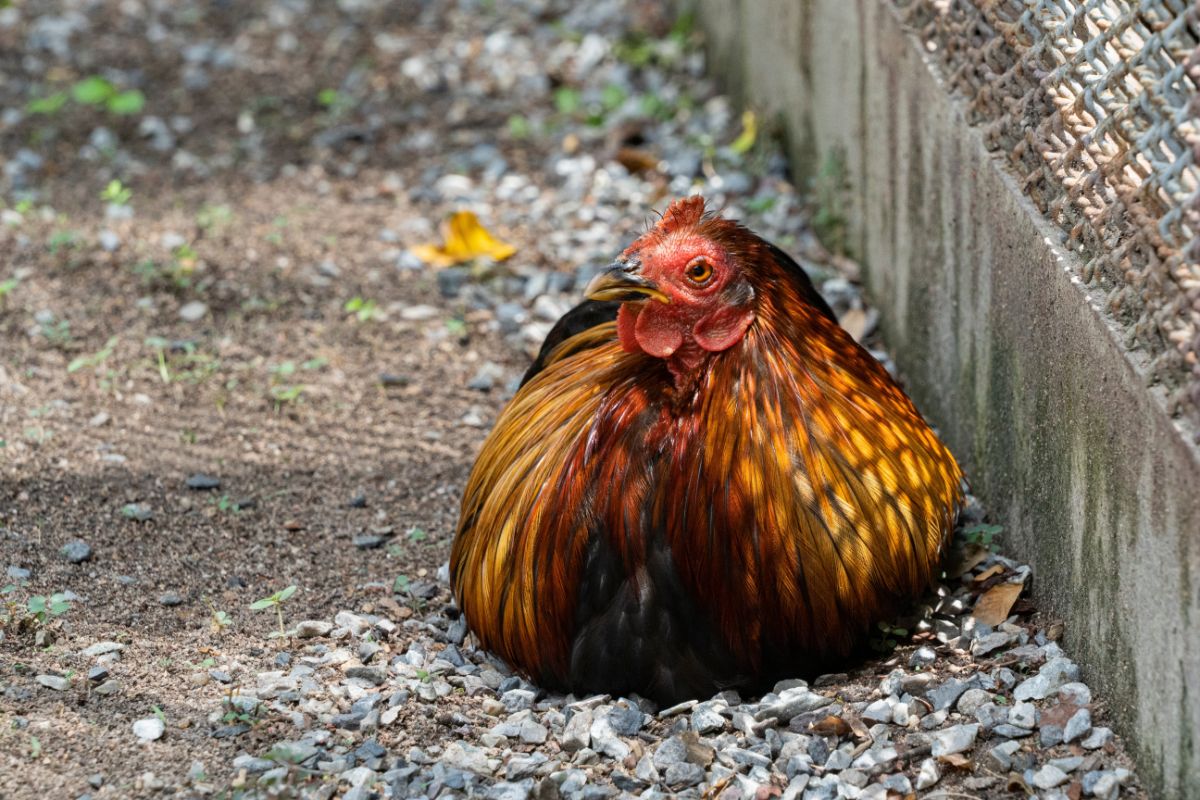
(584, 261), (670, 304)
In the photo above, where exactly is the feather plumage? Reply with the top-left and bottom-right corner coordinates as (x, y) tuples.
(451, 198), (964, 702)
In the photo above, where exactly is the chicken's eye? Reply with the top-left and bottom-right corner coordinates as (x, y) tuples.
(685, 258), (714, 286)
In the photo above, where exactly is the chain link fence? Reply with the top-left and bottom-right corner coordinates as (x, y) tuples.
(896, 0), (1200, 430)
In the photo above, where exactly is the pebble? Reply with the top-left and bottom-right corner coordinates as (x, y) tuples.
(36, 674), (70, 691)
(178, 301), (209, 322)
(294, 620), (333, 638)
(185, 473), (221, 490)
(132, 718), (165, 742)
(61, 538), (93, 563)
(930, 723), (979, 757)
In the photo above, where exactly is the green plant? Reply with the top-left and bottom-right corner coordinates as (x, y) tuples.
(205, 597), (232, 634)
(868, 620), (908, 653)
(101, 179), (132, 206)
(343, 296), (379, 322)
(2, 588), (71, 634)
(67, 335), (118, 373)
(250, 585), (297, 639)
(0, 277), (19, 306)
(38, 317), (73, 349)
(71, 76), (145, 116)
(962, 523), (1003, 552)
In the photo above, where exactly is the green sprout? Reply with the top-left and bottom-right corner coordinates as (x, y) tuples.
(250, 585), (297, 639)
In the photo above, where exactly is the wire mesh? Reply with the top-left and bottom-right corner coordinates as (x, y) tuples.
(895, 0), (1200, 429)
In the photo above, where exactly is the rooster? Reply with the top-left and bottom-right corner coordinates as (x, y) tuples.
(451, 197), (964, 703)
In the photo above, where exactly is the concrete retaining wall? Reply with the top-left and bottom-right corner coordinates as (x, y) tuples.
(690, 0), (1200, 795)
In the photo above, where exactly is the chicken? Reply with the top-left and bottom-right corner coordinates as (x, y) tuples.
(451, 196), (964, 703)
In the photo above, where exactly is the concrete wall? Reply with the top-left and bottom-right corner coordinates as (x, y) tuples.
(691, 0), (1200, 795)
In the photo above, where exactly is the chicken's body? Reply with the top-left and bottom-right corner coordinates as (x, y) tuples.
(451, 198), (963, 703)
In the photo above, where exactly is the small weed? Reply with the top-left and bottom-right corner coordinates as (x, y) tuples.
(407, 527), (427, 543)
(152, 704), (166, 724)
(1, 589), (71, 634)
(205, 597), (232, 634)
(269, 384), (305, 411)
(196, 204), (233, 230)
(101, 179), (133, 206)
(47, 230), (78, 254)
(393, 574), (410, 593)
(0, 277), (19, 305)
(962, 523), (1003, 552)
(38, 317), (73, 350)
(343, 296), (379, 322)
(869, 621), (909, 653)
(250, 585), (297, 639)
(28, 736), (41, 759)
(70, 76), (145, 116)
(506, 114), (533, 140)
(67, 335), (118, 374)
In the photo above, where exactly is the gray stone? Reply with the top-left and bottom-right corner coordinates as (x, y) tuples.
(956, 688), (990, 716)
(1013, 657), (1080, 701)
(1063, 707), (1092, 744)
(589, 711), (630, 759)
(179, 301), (209, 322)
(754, 688), (832, 722)
(1032, 764), (1069, 790)
(992, 724), (1034, 738)
(561, 707), (592, 752)
(36, 674), (70, 691)
(927, 678), (971, 711)
(61, 539), (92, 563)
(861, 698), (893, 723)
(294, 621), (333, 639)
(1009, 700), (1038, 729)
(915, 757), (940, 790)
(930, 724), (979, 757)
(663, 762), (704, 788)
(985, 741), (1022, 771)
(1081, 726), (1114, 750)
(690, 703), (726, 734)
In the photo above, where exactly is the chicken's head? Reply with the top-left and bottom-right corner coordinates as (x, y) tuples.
(585, 196), (755, 374)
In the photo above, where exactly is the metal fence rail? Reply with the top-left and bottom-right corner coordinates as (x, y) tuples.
(897, 0), (1200, 429)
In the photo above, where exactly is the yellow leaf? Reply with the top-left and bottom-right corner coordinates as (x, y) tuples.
(412, 211), (517, 267)
(730, 110), (757, 155)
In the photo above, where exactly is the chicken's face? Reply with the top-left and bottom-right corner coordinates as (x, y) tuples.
(585, 208), (756, 377)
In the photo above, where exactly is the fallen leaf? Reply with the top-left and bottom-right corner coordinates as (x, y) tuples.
(971, 580), (1024, 625)
(809, 714), (852, 737)
(937, 752), (972, 770)
(411, 211), (517, 267)
(614, 146), (660, 174)
(730, 110), (757, 155)
(973, 564), (1006, 584)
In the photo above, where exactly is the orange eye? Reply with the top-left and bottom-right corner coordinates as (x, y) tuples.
(685, 257), (714, 286)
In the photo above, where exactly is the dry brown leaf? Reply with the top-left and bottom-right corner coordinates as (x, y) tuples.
(971, 580), (1024, 625)
(614, 146), (660, 174)
(973, 564), (1006, 584)
(937, 752), (972, 770)
(411, 211), (517, 267)
(809, 714), (852, 737)
(839, 308), (868, 342)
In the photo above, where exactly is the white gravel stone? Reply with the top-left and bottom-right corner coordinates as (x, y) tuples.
(132, 717), (165, 742)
